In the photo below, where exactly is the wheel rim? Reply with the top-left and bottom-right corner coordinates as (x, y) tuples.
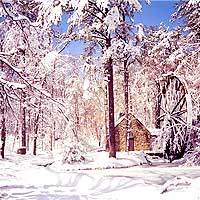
(157, 72), (192, 159)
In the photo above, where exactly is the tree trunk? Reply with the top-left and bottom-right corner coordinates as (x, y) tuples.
(12, 122), (19, 151)
(74, 94), (80, 142)
(104, 84), (109, 151)
(33, 97), (42, 155)
(105, 56), (116, 158)
(50, 129), (53, 151)
(33, 136), (37, 155)
(33, 112), (40, 155)
(50, 120), (56, 151)
(50, 66), (56, 151)
(21, 91), (26, 151)
(129, 84), (133, 114)
(27, 109), (31, 151)
(0, 92), (6, 159)
(124, 60), (133, 151)
(155, 82), (161, 129)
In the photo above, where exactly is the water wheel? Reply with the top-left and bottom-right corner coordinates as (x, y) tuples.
(156, 72), (192, 161)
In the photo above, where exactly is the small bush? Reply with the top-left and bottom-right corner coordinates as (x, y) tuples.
(62, 143), (85, 164)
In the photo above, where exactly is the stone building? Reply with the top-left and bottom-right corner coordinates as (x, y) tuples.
(115, 115), (151, 152)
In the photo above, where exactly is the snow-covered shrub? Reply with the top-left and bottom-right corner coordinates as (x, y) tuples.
(182, 136), (200, 166)
(172, 127), (200, 166)
(152, 125), (196, 162)
(183, 150), (200, 166)
(62, 142), (85, 164)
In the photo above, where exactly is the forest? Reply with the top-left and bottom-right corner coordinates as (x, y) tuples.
(0, 0), (199, 164)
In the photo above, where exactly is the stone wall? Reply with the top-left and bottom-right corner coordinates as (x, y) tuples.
(115, 118), (127, 151)
(115, 116), (151, 151)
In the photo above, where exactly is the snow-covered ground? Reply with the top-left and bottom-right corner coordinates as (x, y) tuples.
(1, 151), (200, 200)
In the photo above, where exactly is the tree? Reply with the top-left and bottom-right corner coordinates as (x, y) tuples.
(37, 0), (143, 157)
(0, 87), (6, 159)
(1, 0), (149, 158)
(0, 0), (53, 155)
(172, 0), (200, 116)
(138, 0), (200, 160)
(172, 0), (200, 39)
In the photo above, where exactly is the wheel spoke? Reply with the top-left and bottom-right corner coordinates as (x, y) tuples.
(157, 113), (166, 120)
(171, 94), (186, 114)
(158, 74), (192, 160)
(179, 98), (186, 111)
(171, 115), (187, 125)
(160, 105), (167, 113)
(171, 109), (187, 117)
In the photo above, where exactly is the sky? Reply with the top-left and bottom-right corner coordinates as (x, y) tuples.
(65, 0), (179, 56)
(135, 1), (179, 28)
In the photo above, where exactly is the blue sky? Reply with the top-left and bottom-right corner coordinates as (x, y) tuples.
(64, 1), (179, 56)
(135, 1), (178, 28)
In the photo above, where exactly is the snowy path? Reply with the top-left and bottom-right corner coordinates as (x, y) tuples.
(85, 164), (200, 185)
(1, 164), (200, 200)
(1, 152), (200, 200)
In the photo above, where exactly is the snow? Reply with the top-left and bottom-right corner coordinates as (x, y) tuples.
(83, 78), (90, 91)
(188, 0), (199, 5)
(0, 58), (22, 73)
(136, 23), (145, 42)
(38, 0), (63, 25)
(115, 115), (126, 127)
(1, 151), (200, 199)
(104, 6), (120, 34)
(128, 0), (142, 11)
(33, 84), (52, 97)
(51, 151), (149, 171)
(0, 78), (26, 89)
(41, 51), (58, 73)
(96, 0), (109, 9)
(83, 90), (92, 100)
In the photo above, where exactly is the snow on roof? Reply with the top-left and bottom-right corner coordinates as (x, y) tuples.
(115, 115), (126, 127)
(149, 128), (163, 136)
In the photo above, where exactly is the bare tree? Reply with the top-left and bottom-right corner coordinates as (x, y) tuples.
(0, 87), (6, 159)
(21, 91), (26, 150)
